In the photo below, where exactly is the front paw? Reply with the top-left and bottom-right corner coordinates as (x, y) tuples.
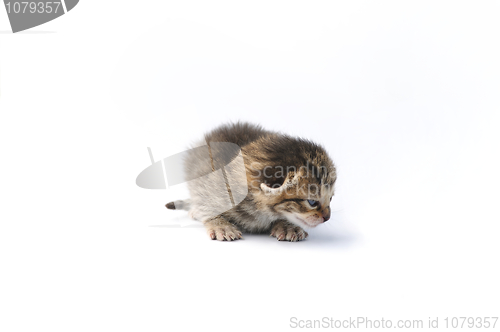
(206, 224), (243, 241)
(270, 222), (308, 242)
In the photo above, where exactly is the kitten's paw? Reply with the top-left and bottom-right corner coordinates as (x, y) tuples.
(270, 223), (308, 242)
(207, 224), (243, 241)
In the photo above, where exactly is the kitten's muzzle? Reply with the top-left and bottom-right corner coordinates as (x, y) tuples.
(322, 207), (331, 222)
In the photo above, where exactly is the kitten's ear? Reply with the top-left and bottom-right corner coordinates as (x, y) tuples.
(260, 171), (298, 195)
(260, 182), (280, 194)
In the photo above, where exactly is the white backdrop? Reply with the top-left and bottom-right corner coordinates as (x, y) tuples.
(1, 1), (499, 331)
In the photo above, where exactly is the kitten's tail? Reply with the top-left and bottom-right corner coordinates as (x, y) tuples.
(165, 199), (191, 211)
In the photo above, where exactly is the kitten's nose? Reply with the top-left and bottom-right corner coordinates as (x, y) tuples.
(322, 208), (331, 222)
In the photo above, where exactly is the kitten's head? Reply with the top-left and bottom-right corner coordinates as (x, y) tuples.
(261, 166), (335, 228)
(252, 137), (336, 229)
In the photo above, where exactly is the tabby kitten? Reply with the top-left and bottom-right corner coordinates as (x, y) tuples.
(166, 122), (336, 241)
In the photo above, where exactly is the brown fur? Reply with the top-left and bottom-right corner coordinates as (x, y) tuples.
(166, 122), (336, 241)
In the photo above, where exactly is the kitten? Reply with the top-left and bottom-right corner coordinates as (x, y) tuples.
(166, 122), (336, 241)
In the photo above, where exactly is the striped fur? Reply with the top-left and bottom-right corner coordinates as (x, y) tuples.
(166, 122), (336, 241)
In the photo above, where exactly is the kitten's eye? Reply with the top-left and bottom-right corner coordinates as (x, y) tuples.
(330, 196), (332, 202)
(307, 200), (319, 207)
